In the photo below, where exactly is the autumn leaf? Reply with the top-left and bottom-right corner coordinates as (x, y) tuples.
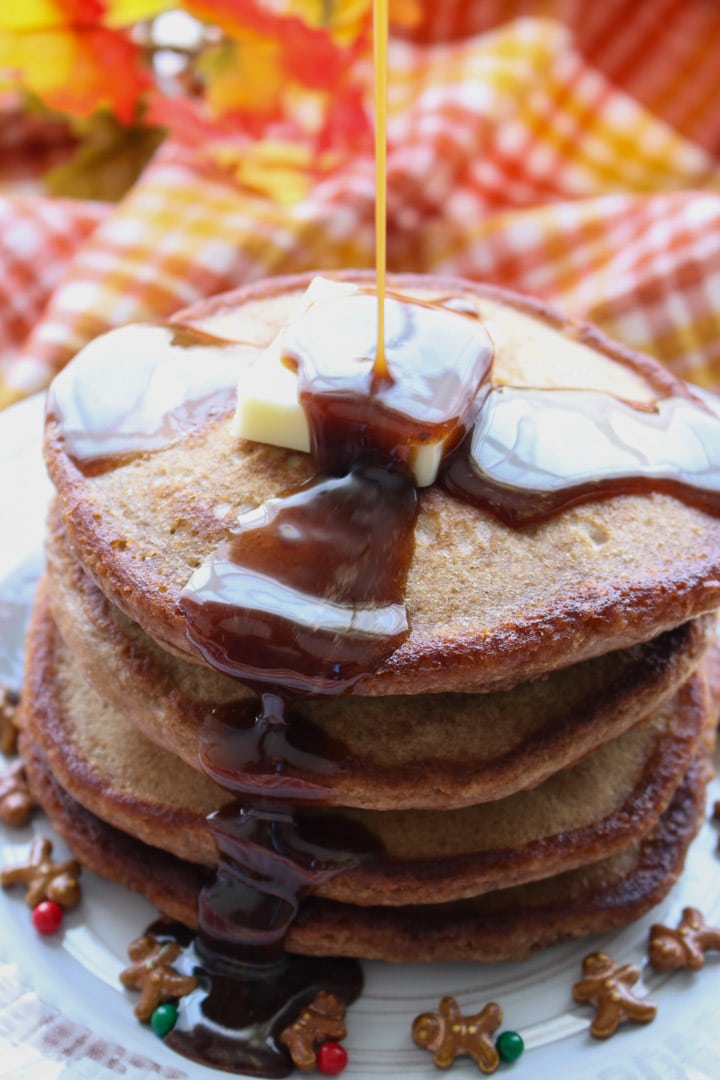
(319, 79), (371, 152)
(286, 0), (371, 44)
(45, 109), (163, 199)
(1, 0), (390, 203)
(104, 0), (174, 27)
(388, 0), (422, 30)
(197, 36), (285, 124)
(0, 0), (173, 121)
(0, 0), (171, 32)
(185, 0), (365, 67)
(0, 1), (105, 33)
(0, 25), (149, 122)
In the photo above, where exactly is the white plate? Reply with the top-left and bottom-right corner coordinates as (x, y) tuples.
(0, 393), (719, 1080)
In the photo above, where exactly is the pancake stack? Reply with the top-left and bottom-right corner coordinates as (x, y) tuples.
(18, 272), (720, 964)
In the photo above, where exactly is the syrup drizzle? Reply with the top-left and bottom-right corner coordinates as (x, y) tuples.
(284, 289), (493, 476)
(373, 0), (389, 381)
(146, 921), (363, 1078)
(441, 385), (720, 525)
(199, 700), (348, 802)
(46, 323), (250, 476)
(153, 317), (720, 1071)
(197, 801), (379, 962)
(181, 467), (417, 693)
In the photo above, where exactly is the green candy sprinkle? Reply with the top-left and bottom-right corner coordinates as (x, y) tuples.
(496, 1030), (524, 1063)
(151, 1002), (179, 1038)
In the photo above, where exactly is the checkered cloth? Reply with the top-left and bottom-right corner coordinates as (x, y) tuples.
(2, 2), (720, 407)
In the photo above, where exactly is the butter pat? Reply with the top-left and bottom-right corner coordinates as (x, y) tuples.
(231, 278), (356, 455)
(411, 442), (444, 489)
(231, 335), (310, 454)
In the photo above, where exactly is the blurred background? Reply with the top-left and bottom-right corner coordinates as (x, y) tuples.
(2, 0), (720, 406)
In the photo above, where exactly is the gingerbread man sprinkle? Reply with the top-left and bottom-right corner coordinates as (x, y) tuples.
(648, 907), (720, 972)
(572, 952), (657, 1039)
(279, 990), (347, 1071)
(1, 836), (81, 909)
(0, 686), (19, 756)
(120, 933), (197, 1022)
(0, 759), (35, 827)
(412, 996), (502, 1073)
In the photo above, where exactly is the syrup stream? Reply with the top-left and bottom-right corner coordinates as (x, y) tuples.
(373, 0), (389, 383)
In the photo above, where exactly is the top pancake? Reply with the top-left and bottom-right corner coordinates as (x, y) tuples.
(45, 272), (720, 695)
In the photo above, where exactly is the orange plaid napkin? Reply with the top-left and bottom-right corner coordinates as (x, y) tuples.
(2, 1), (720, 407)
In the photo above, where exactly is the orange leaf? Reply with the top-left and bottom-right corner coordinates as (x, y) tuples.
(389, 0), (422, 30)
(185, 0), (365, 52)
(0, 25), (149, 123)
(197, 36), (285, 122)
(286, 0), (371, 44)
(184, 0), (285, 39)
(278, 18), (346, 89)
(0, 0), (169, 31)
(103, 0), (175, 27)
(0, 2), (104, 32)
(319, 80), (371, 151)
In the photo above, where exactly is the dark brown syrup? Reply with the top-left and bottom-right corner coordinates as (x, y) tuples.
(170, 290), (498, 1072)
(285, 288), (493, 475)
(199, 801), (380, 960)
(441, 385), (720, 525)
(199, 700), (348, 801)
(146, 920), (363, 1078)
(180, 466), (417, 693)
(47, 322), (256, 476)
(48, 286), (720, 1075)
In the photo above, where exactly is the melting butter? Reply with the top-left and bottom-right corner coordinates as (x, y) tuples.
(231, 277), (494, 486)
(231, 279), (356, 458)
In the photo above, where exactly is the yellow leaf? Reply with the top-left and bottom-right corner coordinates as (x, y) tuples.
(0, 25), (147, 122)
(0, 0), (73, 33)
(104, 0), (176, 28)
(0, 27), (77, 95)
(197, 36), (284, 119)
(0, 0), (173, 32)
(285, 0), (371, 44)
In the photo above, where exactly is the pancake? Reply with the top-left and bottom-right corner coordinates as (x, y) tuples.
(45, 505), (716, 809)
(45, 272), (720, 697)
(20, 583), (710, 907)
(21, 733), (711, 963)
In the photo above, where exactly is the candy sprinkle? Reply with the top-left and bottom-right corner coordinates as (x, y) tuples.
(496, 1029), (524, 1063)
(316, 1040), (348, 1075)
(32, 899), (64, 935)
(151, 1001), (179, 1038)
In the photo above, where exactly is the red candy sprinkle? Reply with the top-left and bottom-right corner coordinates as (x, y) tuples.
(32, 900), (64, 935)
(316, 1041), (348, 1075)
